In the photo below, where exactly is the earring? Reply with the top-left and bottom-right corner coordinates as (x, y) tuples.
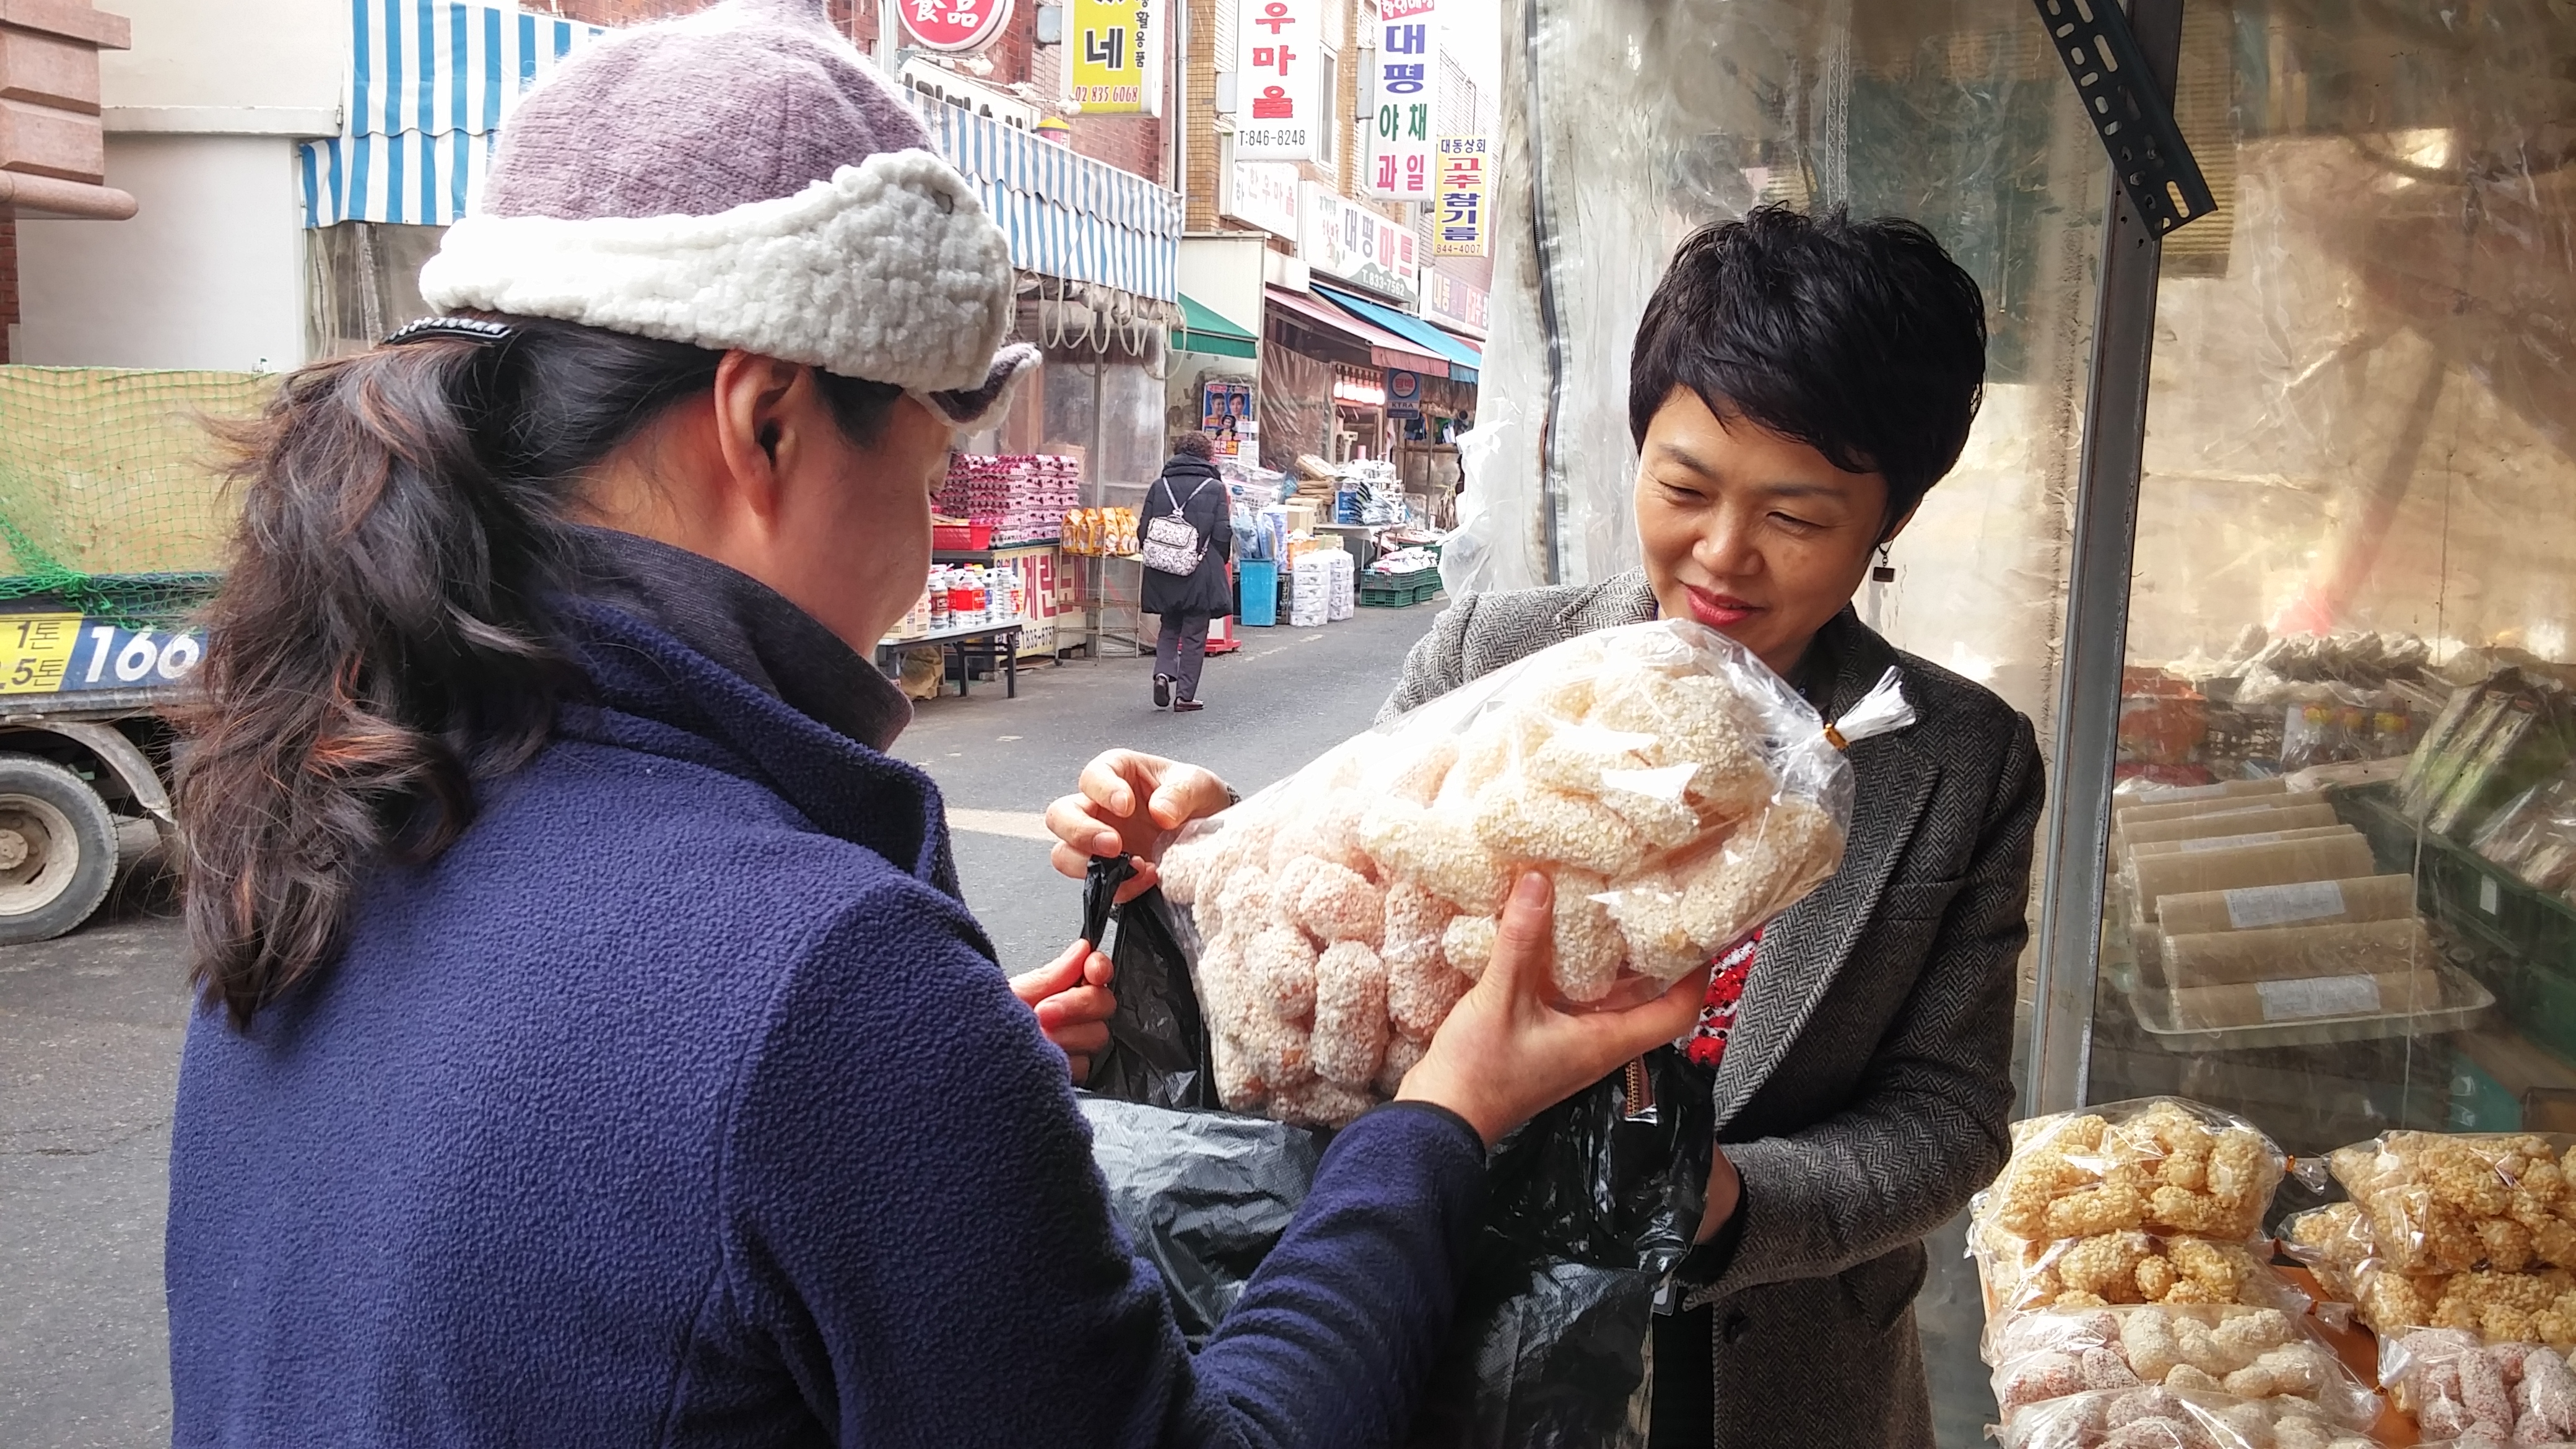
(1871, 544), (1896, 584)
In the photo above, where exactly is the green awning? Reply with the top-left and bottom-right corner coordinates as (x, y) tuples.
(1172, 293), (1259, 359)
(1313, 284), (1481, 385)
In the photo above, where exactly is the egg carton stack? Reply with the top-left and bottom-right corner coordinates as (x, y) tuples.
(1323, 550), (1355, 621)
(1289, 552), (1334, 627)
(936, 455), (1084, 547)
(2284, 1132), (2576, 1445)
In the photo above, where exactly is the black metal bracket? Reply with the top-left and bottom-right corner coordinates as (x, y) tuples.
(2032, 0), (2214, 235)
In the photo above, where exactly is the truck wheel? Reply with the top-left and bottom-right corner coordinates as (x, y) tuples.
(0, 754), (120, 945)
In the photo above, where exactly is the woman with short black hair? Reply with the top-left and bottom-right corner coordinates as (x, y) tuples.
(1056, 205), (2043, 1447)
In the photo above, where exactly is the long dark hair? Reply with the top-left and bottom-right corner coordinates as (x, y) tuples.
(182, 315), (899, 1028)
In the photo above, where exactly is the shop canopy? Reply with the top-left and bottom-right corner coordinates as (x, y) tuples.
(1313, 285), (1481, 385)
(1173, 294), (1259, 359)
(298, 0), (1185, 305)
(1264, 287), (1448, 378)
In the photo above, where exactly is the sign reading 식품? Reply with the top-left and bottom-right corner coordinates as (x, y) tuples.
(900, 0), (1015, 53)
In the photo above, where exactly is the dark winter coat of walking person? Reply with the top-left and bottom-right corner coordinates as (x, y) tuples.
(155, 5), (1712, 1447)
(1140, 432), (1232, 711)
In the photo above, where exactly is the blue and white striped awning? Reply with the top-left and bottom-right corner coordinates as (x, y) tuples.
(905, 95), (1181, 303)
(298, 2), (1185, 306)
(300, 0), (606, 227)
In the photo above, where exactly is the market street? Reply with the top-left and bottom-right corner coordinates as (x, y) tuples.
(2, 605), (1445, 1447)
(0, 595), (2001, 1448)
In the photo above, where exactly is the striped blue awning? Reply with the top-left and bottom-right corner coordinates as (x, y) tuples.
(299, 2), (1185, 307)
(301, 0), (606, 227)
(906, 95), (1181, 303)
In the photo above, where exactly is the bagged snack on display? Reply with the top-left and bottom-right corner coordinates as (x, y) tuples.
(2284, 1193), (2576, 1350)
(1989, 1304), (2380, 1427)
(1980, 1228), (2309, 1316)
(2382, 1328), (2576, 1444)
(1976, 1099), (2297, 1248)
(1154, 618), (1913, 1125)
(1997, 1386), (2384, 1449)
(2328, 1133), (2576, 1277)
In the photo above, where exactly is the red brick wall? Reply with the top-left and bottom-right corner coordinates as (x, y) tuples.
(0, 217), (17, 363)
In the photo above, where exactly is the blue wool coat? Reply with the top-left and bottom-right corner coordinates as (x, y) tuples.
(165, 577), (1486, 1448)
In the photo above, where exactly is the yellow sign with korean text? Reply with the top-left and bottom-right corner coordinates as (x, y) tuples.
(0, 614), (82, 695)
(1434, 134), (1488, 258)
(1069, 0), (1161, 116)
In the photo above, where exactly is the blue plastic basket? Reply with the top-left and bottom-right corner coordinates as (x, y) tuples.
(1237, 559), (1279, 626)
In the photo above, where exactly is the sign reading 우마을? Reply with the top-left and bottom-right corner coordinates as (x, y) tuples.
(1366, 0), (1438, 201)
(1434, 134), (1489, 257)
(1069, 0), (1162, 116)
(900, 0), (1016, 53)
(1232, 0), (1318, 160)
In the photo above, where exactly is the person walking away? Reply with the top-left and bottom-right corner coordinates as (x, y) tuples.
(1141, 432), (1231, 711)
(157, 5), (1711, 1445)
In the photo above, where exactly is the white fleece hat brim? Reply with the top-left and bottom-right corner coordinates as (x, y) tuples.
(420, 150), (1035, 424)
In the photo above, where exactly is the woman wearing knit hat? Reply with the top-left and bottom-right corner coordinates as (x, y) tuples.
(159, 3), (1707, 1445)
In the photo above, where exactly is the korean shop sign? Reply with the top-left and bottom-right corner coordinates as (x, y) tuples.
(1225, 159), (1299, 237)
(1232, 0), (1317, 160)
(900, 0), (1014, 53)
(1300, 181), (1420, 305)
(1434, 134), (1488, 257)
(1423, 267), (1488, 335)
(1071, 0), (1161, 116)
(1367, 0), (1438, 201)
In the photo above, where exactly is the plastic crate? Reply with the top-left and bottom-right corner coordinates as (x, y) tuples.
(1358, 570), (1442, 608)
(2340, 783), (2576, 1066)
(932, 521), (993, 551)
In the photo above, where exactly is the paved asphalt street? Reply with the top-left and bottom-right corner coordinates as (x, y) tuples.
(0, 597), (1995, 1446)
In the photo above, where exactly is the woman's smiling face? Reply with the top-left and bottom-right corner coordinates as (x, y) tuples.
(1632, 386), (1907, 679)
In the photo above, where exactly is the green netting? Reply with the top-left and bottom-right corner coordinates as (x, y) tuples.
(0, 365), (272, 621)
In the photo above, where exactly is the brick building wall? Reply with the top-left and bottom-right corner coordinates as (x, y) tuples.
(1, 217), (16, 363)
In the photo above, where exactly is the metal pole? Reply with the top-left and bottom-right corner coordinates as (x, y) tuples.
(2022, 0), (2184, 1118)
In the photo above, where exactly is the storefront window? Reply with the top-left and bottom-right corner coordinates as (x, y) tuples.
(2086, 4), (2576, 1186)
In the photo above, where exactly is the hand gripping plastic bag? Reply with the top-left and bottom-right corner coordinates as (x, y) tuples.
(1987, 1304), (2378, 1429)
(1996, 1386), (2387, 1449)
(1155, 618), (1912, 1127)
(1076, 887), (1717, 1448)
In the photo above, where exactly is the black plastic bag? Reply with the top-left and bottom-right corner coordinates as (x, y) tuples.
(1076, 877), (1711, 1443)
(1081, 878), (1220, 1110)
(1077, 1094), (1321, 1347)
(1403, 1048), (1713, 1449)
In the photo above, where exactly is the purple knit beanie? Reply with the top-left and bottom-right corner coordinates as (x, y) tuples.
(418, 0), (1035, 425)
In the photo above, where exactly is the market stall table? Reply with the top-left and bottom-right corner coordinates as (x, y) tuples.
(877, 617), (1027, 698)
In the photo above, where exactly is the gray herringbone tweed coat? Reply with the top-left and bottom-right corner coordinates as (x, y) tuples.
(1381, 571), (2045, 1449)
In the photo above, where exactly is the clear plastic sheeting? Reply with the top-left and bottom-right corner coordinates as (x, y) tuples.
(1458, 0), (2105, 731)
(2086, 3), (2576, 1189)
